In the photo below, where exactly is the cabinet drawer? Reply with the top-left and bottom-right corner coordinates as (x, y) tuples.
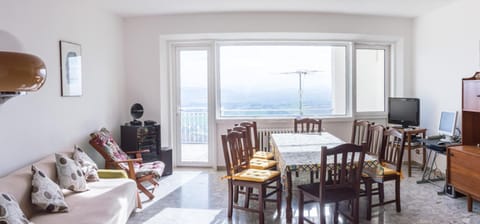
(463, 80), (480, 111)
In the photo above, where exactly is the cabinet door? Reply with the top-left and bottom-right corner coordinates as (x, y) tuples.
(449, 148), (480, 198)
(463, 80), (480, 112)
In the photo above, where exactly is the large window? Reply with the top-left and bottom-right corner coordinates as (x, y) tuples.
(219, 44), (347, 117)
(170, 40), (391, 120)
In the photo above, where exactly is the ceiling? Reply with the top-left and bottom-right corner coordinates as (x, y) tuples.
(92, 0), (458, 18)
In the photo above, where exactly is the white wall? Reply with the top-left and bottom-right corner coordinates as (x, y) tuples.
(414, 0), (479, 171)
(123, 12), (414, 167)
(0, 1), (126, 176)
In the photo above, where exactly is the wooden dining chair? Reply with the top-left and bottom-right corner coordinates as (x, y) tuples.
(294, 118), (322, 133)
(351, 120), (372, 146)
(298, 143), (366, 224)
(363, 127), (405, 220)
(366, 124), (386, 156)
(221, 130), (282, 224)
(238, 121), (275, 160)
(293, 118), (322, 182)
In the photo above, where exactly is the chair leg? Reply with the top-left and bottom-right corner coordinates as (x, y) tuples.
(353, 198), (359, 224)
(276, 180), (282, 215)
(395, 177), (401, 212)
(233, 186), (239, 203)
(366, 179), (372, 221)
(378, 183), (385, 205)
(259, 187), (265, 224)
(136, 192), (142, 209)
(310, 171), (314, 183)
(298, 191), (304, 224)
(244, 187), (252, 208)
(334, 202), (339, 224)
(137, 183), (155, 200)
(227, 181), (233, 218)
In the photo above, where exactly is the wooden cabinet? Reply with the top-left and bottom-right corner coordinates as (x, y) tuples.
(121, 124), (161, 163)
(447, 72), (480, 212)
(462, 73), (480, 145)
(447, 146), (480, 212)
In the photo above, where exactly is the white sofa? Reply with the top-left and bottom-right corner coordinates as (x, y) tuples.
(0, 152), (137, 224)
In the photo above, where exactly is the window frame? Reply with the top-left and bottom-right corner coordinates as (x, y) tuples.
(353, 43), (391, 119)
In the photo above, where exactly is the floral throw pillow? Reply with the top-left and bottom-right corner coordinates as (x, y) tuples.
(0, 192), (32, 224)
(55, 154), (88, 192)
(73, 145), (99, 182)
(31, 165), (69, 213)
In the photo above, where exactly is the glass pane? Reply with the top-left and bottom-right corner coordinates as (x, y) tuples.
(356, 49), (385, 112)
(179, 50), (208, 163)
(219, 45), (346, 117)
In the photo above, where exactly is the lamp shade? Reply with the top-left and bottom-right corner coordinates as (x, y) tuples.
(0, 51), (47, 92)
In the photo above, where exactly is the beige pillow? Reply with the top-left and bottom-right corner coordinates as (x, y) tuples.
(0, 192), (32, 224)
(73, 145), (99, 182)
(55, 154), (89, 192)
(31, 165), (69, 213)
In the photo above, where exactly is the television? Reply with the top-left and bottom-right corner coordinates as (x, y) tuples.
(388, 97), (420, 128)
(438, 111), (457, 141)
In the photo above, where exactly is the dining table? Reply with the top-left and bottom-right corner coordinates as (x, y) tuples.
(270, 132), (378, 222)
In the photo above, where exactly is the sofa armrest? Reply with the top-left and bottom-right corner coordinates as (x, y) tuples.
(97, 169), (129, 179)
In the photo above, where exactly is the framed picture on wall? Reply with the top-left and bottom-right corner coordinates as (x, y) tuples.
(59, 40), (82, 96)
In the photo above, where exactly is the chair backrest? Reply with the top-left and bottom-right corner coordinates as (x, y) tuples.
(294, 118), (322, 133)
(319, 143), (366, 201)
(380, 128), (406, 172)
(228, 126), (252, 163)
(366, 124), (385, 157)
(221, 130), (251, 176)
(238, 121), (259, 152)
(351, 120), (371, 146)
(89, 128), (129, 169)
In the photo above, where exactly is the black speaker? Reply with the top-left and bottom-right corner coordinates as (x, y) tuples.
(160, 147), (172, 176)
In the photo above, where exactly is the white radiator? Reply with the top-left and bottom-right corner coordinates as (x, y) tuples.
(257, 128), (294, 151)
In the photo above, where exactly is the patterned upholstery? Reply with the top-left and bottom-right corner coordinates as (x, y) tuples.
(90, 128), (165, 178)
(253, 151), (274, 160)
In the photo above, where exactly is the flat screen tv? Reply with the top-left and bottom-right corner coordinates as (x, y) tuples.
(388, 97), (420, 128)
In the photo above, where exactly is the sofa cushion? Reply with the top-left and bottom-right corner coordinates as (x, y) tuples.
(55, 154), (88, 192)
(0, 192), (32, 224)
(72, 145), (99, 182)
(29, 178), (137, 224)
(31, 165), (69, 213)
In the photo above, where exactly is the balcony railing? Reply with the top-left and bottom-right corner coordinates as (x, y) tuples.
(181, 108), (208, 144)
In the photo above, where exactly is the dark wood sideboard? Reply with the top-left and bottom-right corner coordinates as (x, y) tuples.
(447, 72), (480, 211)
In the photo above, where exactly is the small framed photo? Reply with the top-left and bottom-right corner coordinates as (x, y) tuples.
(59, 40), (82, 96)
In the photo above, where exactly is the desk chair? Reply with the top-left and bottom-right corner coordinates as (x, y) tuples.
(298, 143), (366, 224)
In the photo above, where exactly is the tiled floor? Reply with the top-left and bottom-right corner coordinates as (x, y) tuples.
(128, 167), (480, 224)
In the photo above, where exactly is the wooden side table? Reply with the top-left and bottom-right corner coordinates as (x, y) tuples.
(400, 128), (427, 177)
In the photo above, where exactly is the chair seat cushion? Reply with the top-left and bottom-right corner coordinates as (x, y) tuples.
(249, 158), (277, 170)
(135, 161), (165, 179)
(298, 183), (356, 203)
(253, 151), (274, 160)
(232, 169), (280, 182)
